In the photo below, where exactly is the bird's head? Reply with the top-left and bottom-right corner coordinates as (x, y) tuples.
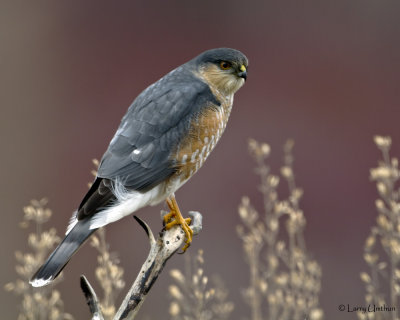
(194, 48), (248, 95)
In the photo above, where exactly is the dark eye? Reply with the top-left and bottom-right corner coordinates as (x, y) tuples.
(220, 61), (231, 70)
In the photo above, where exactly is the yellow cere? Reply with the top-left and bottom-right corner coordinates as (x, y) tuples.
(240, 65), (246, 72)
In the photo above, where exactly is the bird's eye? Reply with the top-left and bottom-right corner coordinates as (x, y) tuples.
(220, 61), (231, 70)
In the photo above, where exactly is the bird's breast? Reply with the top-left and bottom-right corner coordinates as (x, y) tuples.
(170, 95), (233, 185)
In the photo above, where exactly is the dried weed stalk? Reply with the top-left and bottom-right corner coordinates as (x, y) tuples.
(5, 159), (126, 320)
(359, 136), (400, 320)
(90, 228), (126, 319)
(237, 139), (323, 320)
(4, 198), (74, 320)
(168, 249), (234, 320)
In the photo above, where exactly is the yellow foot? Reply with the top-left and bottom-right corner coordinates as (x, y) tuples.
(163, 195), (193, 252)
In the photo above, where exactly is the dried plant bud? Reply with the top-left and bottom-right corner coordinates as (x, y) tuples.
(291, 188), (303, 201)
(259, 280), (268, 293)
(238, 205), (248, 220)
(395, 284), (400, 295)
(169, 285), (183, 300)
(375, 199), (386, 212)
(280, 166), (293, 179)
(377, 182), (387, 196)
(197, 249), (204, 264)
(205, 288), (215, 300)
(248, 138), (259, 154)
(267, 175), (280, 188)
(370, 167), (395, 180)
(275, 200), (289, 214)
(374, 135), (392, 149)
(377, 262), (387, 270)
(365, 236), (376, 250)
(248, 139), (271, 159)
(307, 261), (321, 276)
(268, 218), (279, 232)
(90, 235), (100, 248)
(260, 143), (271, 156)
(360, 272), (371, 283)
(275, 273), (289, 286)
(309, 308), (324, 320)
(4, 282), (15, 292)
(392, 157), (398, 168)
(170, 269), (185, 284)
(377, 214), (392, 232)
(391, 201), (400, 215)
(238, 197), (258, 226)
(91, 159), (100, 178)
(363, 253), (378, 265)
(268, 255), (279, 270)
(169, 302), (180, 316)
(276, 241), (286, 254)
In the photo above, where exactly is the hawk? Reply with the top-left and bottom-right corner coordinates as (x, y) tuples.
(30, 48), (248, 287)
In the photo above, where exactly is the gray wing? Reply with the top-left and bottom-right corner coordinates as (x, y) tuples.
(96, 66), (220, 192)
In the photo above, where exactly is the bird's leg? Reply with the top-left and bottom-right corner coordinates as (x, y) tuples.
(163, 195), (193, 252)
(162, 198), (176, 224)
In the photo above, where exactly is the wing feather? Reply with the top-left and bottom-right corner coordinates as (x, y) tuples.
(96, 65), (219, 192)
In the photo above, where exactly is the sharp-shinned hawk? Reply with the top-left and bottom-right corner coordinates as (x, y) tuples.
(30, 48), (248, 287)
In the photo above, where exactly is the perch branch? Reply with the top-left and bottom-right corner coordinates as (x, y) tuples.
(81, 210), (203, 320)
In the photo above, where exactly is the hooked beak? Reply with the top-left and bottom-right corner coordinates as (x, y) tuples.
(238, 71), (247, 81)
(237, 64), (247, 81)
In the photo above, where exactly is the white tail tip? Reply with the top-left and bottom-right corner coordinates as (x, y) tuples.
(30, 276), (53, 287)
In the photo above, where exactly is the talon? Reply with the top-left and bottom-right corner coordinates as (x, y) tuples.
(164, 195), (193, 252)
(181, 244), (190, 253)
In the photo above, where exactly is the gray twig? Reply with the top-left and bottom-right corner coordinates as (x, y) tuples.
(81, 211), (203, 320)
(80, 275), (105, 320)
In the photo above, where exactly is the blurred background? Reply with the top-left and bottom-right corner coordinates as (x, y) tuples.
(1, 1), (400, 319)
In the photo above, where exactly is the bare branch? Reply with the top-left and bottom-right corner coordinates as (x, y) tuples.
(81, 210), (203, 320)
(81, 275), (105, 320)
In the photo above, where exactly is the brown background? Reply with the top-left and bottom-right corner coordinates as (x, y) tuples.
(1, 1), (400, 319)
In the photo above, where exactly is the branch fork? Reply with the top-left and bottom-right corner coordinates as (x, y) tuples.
(80, 210), (203, 320)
